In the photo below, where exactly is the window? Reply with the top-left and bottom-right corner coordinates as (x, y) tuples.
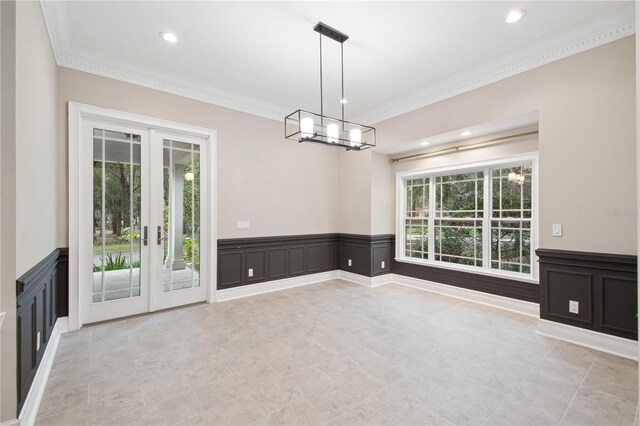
(397, 155), (536, 280)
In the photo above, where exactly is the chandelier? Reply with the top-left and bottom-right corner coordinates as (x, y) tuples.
(284, 22), (376, 151)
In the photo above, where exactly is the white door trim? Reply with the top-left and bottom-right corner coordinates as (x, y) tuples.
(68, 102), (217, 330)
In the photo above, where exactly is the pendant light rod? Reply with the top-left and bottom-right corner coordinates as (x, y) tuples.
(341, 42), (345, 126)
(319, 33), (323, 128)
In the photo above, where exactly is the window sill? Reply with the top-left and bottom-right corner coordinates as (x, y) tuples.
(394, 257), (539, 285)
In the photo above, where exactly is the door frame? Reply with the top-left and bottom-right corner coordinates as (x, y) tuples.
(69, 102), (217, 330)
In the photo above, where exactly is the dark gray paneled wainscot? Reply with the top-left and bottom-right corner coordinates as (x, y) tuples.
(339, 234), (394, 277)
(217, 233), (395, 289)
(537, 249), (637, 340)
(217, 234), (340, 289)
(392, 260), (539, 303)
(16, 248), (68, 413)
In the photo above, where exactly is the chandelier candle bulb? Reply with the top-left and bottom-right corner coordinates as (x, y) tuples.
(300, 117), (314, 138)
(508, 172), (517, 181)
(350, 128), (362, 146)
(327, 123), (339, 143)
(184, 172), (194, 181)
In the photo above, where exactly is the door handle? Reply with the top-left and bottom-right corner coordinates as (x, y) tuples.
(142, 226), (148, 246)
(157, 226), (166, 245)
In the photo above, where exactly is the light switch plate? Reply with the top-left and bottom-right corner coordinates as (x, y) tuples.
(552, 224), (562, 237)
(236, 220), (250, 230)
(381, 261), (385, 269)
(348, 259), (352, 267)
(248, 268), (253, 278)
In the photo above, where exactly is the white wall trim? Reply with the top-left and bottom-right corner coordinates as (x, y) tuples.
(337, 271), (394, 288)
(0, 419), (20, 426)
(216, 271), (339, 302)
(389, 274), (539, 317)
(18, 317), (69, 426)
(537, 319), (638, 361)
(40, 0), (634, 125)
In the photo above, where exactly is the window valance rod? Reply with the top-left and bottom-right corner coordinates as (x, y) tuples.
(389, 130), (539, 163)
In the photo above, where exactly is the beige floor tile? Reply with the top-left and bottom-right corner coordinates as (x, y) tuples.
(560, 385), (637, 426)
(34, 279), (638, 426)
(201, 393), (266, 425)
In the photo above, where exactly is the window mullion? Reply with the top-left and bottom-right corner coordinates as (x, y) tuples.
(483, 168), (491, 270)
(428, 177), (435, 261)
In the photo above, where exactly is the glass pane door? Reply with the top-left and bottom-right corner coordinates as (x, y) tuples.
(93, 129), (143, 302)
(152, 134), (206, 310)
(84, 120), (149, 324)
(162, 140), (201, 291)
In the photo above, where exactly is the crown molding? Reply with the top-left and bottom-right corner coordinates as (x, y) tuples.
(40, 1), (635, 125)
(355, 15), (635, 125)
(56, 53), (289, 122)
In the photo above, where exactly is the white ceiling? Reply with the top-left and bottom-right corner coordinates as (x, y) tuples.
(42, 1), (635, 124)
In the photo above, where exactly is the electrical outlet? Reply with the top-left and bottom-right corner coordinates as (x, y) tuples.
(348, 259), (352, 267)
(236, 220), (250, 230)
(248, 268), (254, 278)
(36, 332), (41, 351)
(381, 261), (385, 269)
(569, 300), (579, 314)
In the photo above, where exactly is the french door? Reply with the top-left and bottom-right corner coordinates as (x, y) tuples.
(80, 117), (210, 324)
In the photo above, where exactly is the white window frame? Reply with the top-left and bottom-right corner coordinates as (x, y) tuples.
(395, 152), (539, 284)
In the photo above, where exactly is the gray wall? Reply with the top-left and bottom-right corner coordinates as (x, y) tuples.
(1, 1), (59, 421)
(0, 0), (17, 421)
(57, 68), (341, 240)
(364, 36), (636, 256)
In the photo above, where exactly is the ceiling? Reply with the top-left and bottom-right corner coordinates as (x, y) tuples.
(42, 1), (635, 124)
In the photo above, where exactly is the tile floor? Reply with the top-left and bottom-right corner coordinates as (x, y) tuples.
(36, 279), (638, 425)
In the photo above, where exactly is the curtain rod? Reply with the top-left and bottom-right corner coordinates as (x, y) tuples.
(389, 130), (539, 163)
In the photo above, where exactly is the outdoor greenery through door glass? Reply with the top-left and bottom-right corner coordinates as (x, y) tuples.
(162, 140), (201, 292)
(92, 129), (142, 303)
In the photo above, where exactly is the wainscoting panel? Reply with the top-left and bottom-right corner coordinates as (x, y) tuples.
(537, 249), (637, 340)
(246, 250), (266, 284)
(545, 269), (593, 324)
(267, 248), (288, 280)
(16, 248), (68, 414)
(339, 234), (395, 277)
(218, 234), (340, 289)
(288, 246), (306, 276)
(392, 261), (539, 303)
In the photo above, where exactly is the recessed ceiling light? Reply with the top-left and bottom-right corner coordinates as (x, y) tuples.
(460, 131), (472, 137)
(160, 32), (178, 43)
(339, 98), (348, 104)
(420, 141), (430, 146)
(506, 9), (526, 24)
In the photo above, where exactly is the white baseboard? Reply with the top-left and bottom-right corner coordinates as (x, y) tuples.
(215, 271), (339, 301)
(389, 274), (540, 317)
(336, 271), (393, 287)
(537, 319), (638, 361)
(18, 317), (69, 426)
